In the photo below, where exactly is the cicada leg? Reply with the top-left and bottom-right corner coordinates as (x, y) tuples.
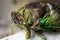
(25, 30), (31, 40)
(10, 23), (17, 35)
(35, 30), (47, 40)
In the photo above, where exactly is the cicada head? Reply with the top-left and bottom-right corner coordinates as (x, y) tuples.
(11, 6), (34, 30)
(11, 11), (25, 24)
(11, 11), (26, 29)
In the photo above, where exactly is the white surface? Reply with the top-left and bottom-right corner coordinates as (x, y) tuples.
(1, 31), (60, 40)
(1, 31), (26, 40)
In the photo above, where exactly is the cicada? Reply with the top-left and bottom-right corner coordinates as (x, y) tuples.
(11, 2), (60, 40)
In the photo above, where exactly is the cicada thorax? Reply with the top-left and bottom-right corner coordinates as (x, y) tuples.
(27, 2), (47, 19)
(25, 2), (48, 26)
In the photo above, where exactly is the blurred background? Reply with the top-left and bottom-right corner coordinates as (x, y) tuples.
(0, 0), (20, 38)
(0, 0), (60, 39)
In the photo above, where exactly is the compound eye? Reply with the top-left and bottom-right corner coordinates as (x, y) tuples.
(11, 11), (23, 24)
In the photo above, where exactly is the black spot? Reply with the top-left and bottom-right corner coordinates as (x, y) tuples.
(26, 2), (40, 8)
